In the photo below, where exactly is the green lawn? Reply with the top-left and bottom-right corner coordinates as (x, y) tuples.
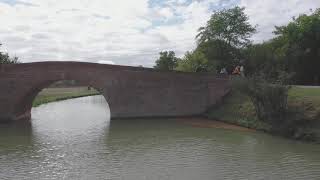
(288, 87), (320, 135)
(33, 87), (100, 107)
(289, 87), (320, 110)
(207, 86), (320, 132)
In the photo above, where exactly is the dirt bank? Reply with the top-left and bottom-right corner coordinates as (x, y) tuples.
(177, 117), (255, 132)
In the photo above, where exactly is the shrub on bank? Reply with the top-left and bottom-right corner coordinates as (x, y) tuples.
(229, 76), (318, 141)
(206, 90), (270, 131)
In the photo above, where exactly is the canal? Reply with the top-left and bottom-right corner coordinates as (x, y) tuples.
(0, 95), (320, 179)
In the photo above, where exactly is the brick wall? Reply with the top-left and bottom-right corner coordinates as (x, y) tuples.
(0, 62), (230, 122)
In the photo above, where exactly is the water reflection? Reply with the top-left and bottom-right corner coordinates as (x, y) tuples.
(31, 95), (110, 139)
(0, 96), (111, 179)
(0, 122), (34, 153)
(0, 95), (320, 179)
(106, 119), (320, 180)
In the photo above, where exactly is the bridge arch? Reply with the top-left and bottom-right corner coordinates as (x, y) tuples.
(0, 61), (230, 123)
(14, 78), (111, 121)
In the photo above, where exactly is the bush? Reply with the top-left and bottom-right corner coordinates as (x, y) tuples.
(206, 89), (270, 131)
(284, 103), (318, 141)
(232, 76), (289, 122)
(232, 76), (317, 141)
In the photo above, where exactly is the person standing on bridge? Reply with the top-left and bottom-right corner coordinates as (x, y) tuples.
(240, 65), (245, 77)
(220, 67), (227, 74)
(232, 66), (240, 75)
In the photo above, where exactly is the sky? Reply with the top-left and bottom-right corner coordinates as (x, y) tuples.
(0, 0), (319, 67)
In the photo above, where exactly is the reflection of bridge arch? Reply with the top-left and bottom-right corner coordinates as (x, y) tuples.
(0, 61), (230, 123)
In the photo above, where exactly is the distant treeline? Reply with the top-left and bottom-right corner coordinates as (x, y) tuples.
(154, 7), (320, 85)
(49, 80), (79, 88)
(0, 44), (19, 64)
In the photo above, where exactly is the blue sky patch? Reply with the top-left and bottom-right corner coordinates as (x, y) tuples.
(0, 0), (36, 6)
(148, 0), (192, 8)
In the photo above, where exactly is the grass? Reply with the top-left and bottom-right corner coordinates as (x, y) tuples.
(289, 87), (320, 118)
(288, 87), (320, 135)
(206, 90), (269, 131)
(32, 87), (100, 107)
(207, 86), (320, 132)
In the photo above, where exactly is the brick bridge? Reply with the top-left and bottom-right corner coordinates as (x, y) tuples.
(0, 61), (230, 123)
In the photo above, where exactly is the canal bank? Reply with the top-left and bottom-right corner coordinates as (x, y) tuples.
(33, 87), (100, 107)
(206, 86), (320, 142)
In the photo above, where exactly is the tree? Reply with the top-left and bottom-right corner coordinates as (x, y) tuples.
(272, 9), (320, 85)
(154, 51), (179, 71)
(175, 50), (213, 72)
(196, 6), (256, 47)
(0, 43), (19, 64)
(196, 39), (238, 72)
(195, 6), (256, 72)
(242, 40), (285, 79)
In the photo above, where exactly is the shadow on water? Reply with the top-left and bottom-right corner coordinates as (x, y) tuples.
(106, 117), (320, 153)
(105, 118), (320, 179)
(0, 122), (35, 153)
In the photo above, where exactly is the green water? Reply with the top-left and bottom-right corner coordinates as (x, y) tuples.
(0, 96), (320, 179)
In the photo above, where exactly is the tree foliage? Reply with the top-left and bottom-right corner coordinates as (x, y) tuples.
(0, 44), (19, 64)
(154, 8), (319, 85)
(154, 51), (179, 71)
(195, 6), (256, 72)
(234, 75), (289, 123)
(241, 8), (320, 85)
(196, 39), (239, 72)
(272, 9), (320, 84)
(196, 6), (256, 47)
(175, 50), (213, 72)
(233, 75), (316, 140)
(243, 41), (285, 80)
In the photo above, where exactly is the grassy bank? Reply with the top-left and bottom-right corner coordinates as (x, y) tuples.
(289, 87), (320, 114)
(33, 87), (100, 107)
(207, 86), (320, 139)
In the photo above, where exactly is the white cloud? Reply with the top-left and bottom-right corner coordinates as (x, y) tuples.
(98, 60), (115, 65)
(240, 0), (320, 42)
(0, 0), (155, 65)
(158, 7), (174, 19)
(0, 0), (319, 66)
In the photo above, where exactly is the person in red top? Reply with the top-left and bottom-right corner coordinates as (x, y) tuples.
(232, 66), (241, 75)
